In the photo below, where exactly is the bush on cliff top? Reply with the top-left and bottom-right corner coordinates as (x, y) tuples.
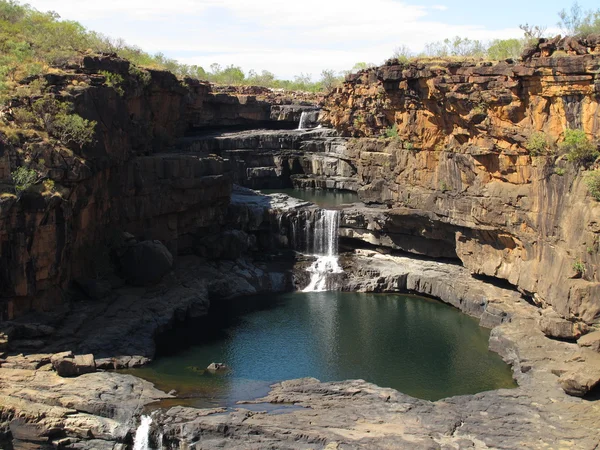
(0, 0), (340, 95)
(558, 2), (600, 36)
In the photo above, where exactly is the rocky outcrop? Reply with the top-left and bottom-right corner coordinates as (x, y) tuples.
(0, 55), (319, 321)
(322, 54), (600, 143)
(319, 54), (600, 327)
(0, 355), (168, 449)
(177, 128), (357, 190)
(140, 251), (600, 449)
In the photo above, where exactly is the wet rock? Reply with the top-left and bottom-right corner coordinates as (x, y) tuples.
(51, 352), (96, 377)
(206, 362), (229, 372)
(119, 240), (173, 286)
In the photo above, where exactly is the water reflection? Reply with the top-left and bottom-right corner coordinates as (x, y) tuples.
(259, 188), (358, 208)
(128, 292), (516, 407)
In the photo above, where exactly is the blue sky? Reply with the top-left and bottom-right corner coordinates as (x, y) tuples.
(24, 0), (600, 79)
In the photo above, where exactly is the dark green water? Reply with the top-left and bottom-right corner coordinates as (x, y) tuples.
(260, 188), (358, 207)
(129, 292), (516, 407)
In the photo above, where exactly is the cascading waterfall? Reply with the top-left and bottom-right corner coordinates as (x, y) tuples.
(298, 111), (310, 130)
(133, 415), (152, 450)
(302, 209), (343, 292)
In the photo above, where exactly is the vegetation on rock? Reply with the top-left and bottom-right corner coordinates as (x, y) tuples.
(526, 132), (551, 156)
(561, 129), (598, 165)
(389, 2), (599, 63)
(0, 0), (340, 94)
(585, 171), (600, 201)
(10, 165), (37, 196)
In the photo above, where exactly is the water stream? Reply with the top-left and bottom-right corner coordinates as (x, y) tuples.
(303, 209), (342, 292)
(298, 111), (310, 129)
(132, 415), (152, 450)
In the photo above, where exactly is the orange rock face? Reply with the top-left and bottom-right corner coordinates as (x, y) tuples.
(324, 54), (600, 323)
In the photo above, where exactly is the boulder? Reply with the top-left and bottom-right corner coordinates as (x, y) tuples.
(51, 352), (96, 377)
(539, 315), (588, 340)
(119, 240), (173, 286)
(578, 330), (600, 353)
(206, 362), (229, 372)
(559, 368), (600, 397)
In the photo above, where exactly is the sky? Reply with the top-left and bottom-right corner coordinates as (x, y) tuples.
(23, 0), (600, 80)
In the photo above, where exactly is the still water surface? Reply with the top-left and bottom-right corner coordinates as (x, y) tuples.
(130, 292), (516, 407)
(260, 188), (358, 208)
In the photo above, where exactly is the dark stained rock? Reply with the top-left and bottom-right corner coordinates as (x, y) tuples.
(119, 240), (173, 286)
(82, 54), (130, 74)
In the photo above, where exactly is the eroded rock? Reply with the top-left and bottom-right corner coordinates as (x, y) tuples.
(51, 352), (96, 377)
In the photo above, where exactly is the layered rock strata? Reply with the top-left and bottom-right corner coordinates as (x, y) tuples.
(320, 53), (600, 329)
(0, 55), (319, 321)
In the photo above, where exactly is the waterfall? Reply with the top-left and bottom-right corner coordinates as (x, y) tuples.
(298, 111), (310, 130)
(133, 415), (152, 450)
(302, 210), (343, 292)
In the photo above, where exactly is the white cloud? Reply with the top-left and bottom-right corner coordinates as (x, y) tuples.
(431, 5), (449, 11)
(25, 0), (525, 79)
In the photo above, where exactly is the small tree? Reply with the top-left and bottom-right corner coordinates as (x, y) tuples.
(561, 129), (599, 165)
(526, 132), (550, 156)
(392, 45), (413, 63)
(320, 69), (341, 93)
(11, 166), (37, 197)
(585, 171), (600, 201)
(558, 2), (600, 36)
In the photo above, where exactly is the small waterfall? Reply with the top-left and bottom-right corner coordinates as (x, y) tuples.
(303, 210), (343, 292)
(133, 415), (152, 450)
(298, 111), (310, 130)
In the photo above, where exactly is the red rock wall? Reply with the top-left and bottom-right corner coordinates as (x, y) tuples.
(326, 54), (600, 324)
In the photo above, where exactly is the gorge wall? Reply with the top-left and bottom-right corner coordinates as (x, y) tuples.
(0, 55), (319, 320)
(2, 49), (600, 332)
(321, 49), (600, 325)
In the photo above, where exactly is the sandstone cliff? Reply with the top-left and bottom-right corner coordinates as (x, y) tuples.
(322, 52), (600, 325)
(0, 55), (317, 320)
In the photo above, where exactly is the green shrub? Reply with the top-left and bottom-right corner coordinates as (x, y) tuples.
(526, 132), (549, 156)
(27, 97), (96, 148)
(561, 129), (599, 165)
(572, 259), (585, 276)
(585, 171), (600, 201)
(554, 167), (565, 176)
(11, 166), (37, 195)
(42, 178), (54, 194)
(52, 113), (96, 149)
(100, 70), (124, 96)
(129, 65), (151, 86)
(384, 124), (399, 138)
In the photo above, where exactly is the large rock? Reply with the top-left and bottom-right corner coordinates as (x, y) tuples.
(578, 330), (600, 352)
(119, 240), (173, 286)
(539, 314), (589, 340)
(51, 351), (96, 377)
(559, 368), (600, 397)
